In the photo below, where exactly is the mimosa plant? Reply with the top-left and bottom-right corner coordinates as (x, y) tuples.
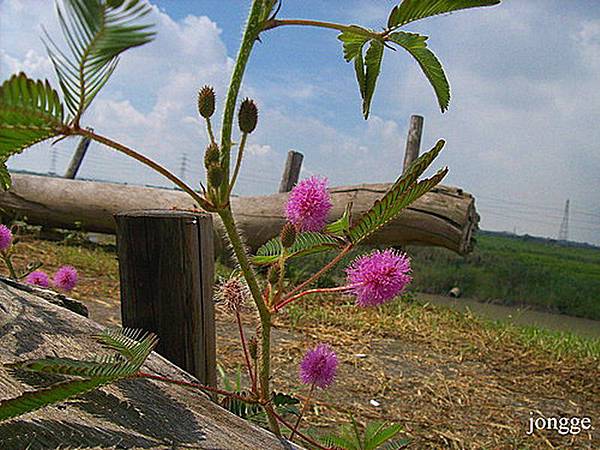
(0, 0), (500, 447)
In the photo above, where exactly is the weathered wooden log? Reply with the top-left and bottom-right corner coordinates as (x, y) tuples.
(0, 280), (300, 449)
(0, 173), (478, 254)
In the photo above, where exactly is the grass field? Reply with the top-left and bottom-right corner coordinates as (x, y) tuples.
(286, 232), (600, 321)
(2, 233), (599, 448)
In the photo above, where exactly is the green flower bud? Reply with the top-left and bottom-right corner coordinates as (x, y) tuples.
(207, 164), (224, 187)
(198, 85), (215, 119)
(280, 223), (297, 249)
(204, 142), (220, 168)
(238, 98), (258, 134)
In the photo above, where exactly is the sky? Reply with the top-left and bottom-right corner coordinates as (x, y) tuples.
(0, 0), (599, 245)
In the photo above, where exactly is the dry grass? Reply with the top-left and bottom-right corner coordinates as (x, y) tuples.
(3, 237), (599, 449)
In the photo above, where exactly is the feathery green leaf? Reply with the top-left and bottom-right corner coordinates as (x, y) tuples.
(364, 423), (403, 449)
(252, 231), (342, 265)
(324, 202), (352, 237)
(0, 73), (66, 184)
(0, 377), (109, 422)
(388, 32), (449, 112)
(45, 0), (155, 121)
(348, 140), (447, 244)
(387, 0), (500, 29)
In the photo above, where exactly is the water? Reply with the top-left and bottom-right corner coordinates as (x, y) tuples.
(419, 294), (600, 339)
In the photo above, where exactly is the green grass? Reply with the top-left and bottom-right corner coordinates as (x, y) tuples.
(285, 233), (600, 320)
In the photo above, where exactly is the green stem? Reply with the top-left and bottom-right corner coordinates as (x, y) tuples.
(227, 132), (247, 196)
(218, 206), (280, 435)
(206, 117), (216, 145)
(219, 0), (264, 203)
(1, 253), (17, 279)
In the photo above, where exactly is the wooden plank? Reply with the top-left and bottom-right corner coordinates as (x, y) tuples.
(0, 280), (300, 449)
(115, 210), (216, 387)
(278, 150), (304, 193)
(64, 132), (92, 179)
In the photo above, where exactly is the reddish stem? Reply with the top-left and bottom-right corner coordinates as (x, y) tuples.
(269, 407), (329, 450)
(235, 310), (256, 392)
(274, 285), (352, 312)
(136, 371), (259, 405)
(289, 382), (315, 441)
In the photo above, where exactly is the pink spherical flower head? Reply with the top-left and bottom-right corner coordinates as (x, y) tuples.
(346, 249), (412, 307)
(25, 270), (49, 288)
(0, 224), (13, 251)
(285, 176), (332, 232)
(53, 265), (78, 291)
(299, 343), (338, 389)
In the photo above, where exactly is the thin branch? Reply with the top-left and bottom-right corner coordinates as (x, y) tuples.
(274, 285), (352, 312)
(76, 128), (213, 210)
(205, 117), (216, 145)
(136, 371), (260, 405)
(263, 19), (380, 40)
(269, 408), (329, 450)
(290, 382), (315, 441)
(283, 244), (353, 301)
(227, 132), (247, 196)
(235, 310), (256, 392)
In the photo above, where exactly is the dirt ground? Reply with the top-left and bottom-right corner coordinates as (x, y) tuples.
(3, 238), (599, 449)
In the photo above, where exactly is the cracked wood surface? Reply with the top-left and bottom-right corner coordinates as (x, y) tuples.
(0, 280), (298, 449)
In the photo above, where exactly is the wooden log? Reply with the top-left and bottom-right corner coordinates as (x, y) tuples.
(0, 280), (300, 449)
(115, 210), (216, 387)
(278, 150), (304, 193)
(0, 173), (479, 254)
(403, 115), (423, 173)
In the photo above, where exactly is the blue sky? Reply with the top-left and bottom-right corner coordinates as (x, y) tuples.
(1, 0), (599, 245)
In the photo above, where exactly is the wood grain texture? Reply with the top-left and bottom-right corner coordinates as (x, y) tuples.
(115, 210), (216, 387)
(0, 173), (478, 254)
(278, 151), (304, 193)
(0, 280), (300, 449)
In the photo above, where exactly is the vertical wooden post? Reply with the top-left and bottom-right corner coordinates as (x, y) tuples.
(115, 210), (216, 387)
(403, 115), (424, 173)
(65, 129), (93, 179)
(278, 150), (304, 193)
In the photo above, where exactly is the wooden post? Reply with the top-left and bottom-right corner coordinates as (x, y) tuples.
(402, 115), (424, 173)
(115, 210), (216, 387)
(65, 129), (93, 179)
(278, 150), (304, 193)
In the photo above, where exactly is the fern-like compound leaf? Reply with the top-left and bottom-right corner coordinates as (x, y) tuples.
(252, 232), (342, 265)
(323, 202), (352, 237)
(45, 0), (155, 121)
(364, 422), (403, 450)
(388, 32), (449, 112)
(387, 0), (500, 29)
(0, 73), (67, 188)
(7, 357), (122, 379)
(348, 140), (447, 244)
(0, 377), (109, 422)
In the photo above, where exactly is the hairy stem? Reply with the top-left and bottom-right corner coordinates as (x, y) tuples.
(219, 0), (264, 203)
(274, 285), (352, 312)
(1, 253), (17, 279)
(235, 310), (256, 392)
(136, 371), (259, 404)
(284, 244), (353, 301)
(263, 18), (381, 39)
(77, 128), (210, 209)
(218, 206), (280, 435)
(205, 117), (216, 144)
(290, 382), (315, 441)
(228, 132), (247, 196)
(269, 408), (328, 450)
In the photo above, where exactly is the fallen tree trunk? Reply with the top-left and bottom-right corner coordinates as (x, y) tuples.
(0, 173), (478, 254)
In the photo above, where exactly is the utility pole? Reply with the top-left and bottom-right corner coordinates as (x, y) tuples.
(65, 129), (93, 179)
(178, 153), (188, 183)
(558, 199), (570, 241)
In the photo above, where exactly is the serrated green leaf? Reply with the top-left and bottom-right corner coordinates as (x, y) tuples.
(361, 39), (384, 119)
(337, 29), (371, 62)
(0, 377), (109, 422)
(348, 140), (447, 244)
(324, 202), (352, 237)
(252, 232), (342, 265)
(319, 433), (360, 450)
(8, 357), (122, 378)
(388, 31), (449, 112)
(45, 0), (155, 121)
(0, 73), (66, 168)
(95, 328), (157, 368)
(387, 0), (500, 29)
